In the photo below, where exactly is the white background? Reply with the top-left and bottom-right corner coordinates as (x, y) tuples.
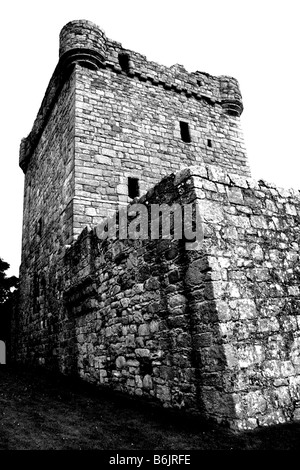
(0, 0), (299, 276)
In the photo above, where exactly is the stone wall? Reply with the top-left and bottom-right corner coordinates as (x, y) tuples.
(64, 171), (201, 414)
(15, 71), (76, 364)
(71, 18), (249, 237)
(73, 61), (248, 237)
(188, 166), (300, 429)
(34, 164), (299, 430)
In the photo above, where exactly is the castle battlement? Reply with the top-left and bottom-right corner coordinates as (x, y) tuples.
(60, 20), (244, 113)
(20, 19), (244, 173)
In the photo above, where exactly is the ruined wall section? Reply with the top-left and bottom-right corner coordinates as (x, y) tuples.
(64, 173), (201, 411)
(65, 165), (300, 429)
(186, 167), (300, 429)
(16, 71), (76, 364)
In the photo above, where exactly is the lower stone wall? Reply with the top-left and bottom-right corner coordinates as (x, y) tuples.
(66, 235), (199, 410)
(186, 166), (300, 429)
(12, 163), (300, 430)
(64, 174), (200, 412)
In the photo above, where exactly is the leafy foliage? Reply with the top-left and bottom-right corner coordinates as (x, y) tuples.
(0, 258), (18, 305)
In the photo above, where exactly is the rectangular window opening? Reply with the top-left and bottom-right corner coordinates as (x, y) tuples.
(128, 177), (140, 199)
(118, 53), (130, 73)
(37, 217), (43, 237)
(179, 121), (191, 143)
(207, 139), (213, 148)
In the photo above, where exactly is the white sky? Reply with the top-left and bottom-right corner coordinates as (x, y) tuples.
(0, 0), (299, 276)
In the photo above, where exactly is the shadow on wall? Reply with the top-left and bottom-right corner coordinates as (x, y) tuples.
(0, 340), (6, 364)
(63, 220), (237, 426)
(60, 169), (238, 426)
(183, 248), (236, 426)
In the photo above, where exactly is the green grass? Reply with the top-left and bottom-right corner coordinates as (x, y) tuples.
(0, 365), (300, 450)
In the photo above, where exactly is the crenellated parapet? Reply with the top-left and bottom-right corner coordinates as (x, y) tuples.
(19, 19), (245, 173)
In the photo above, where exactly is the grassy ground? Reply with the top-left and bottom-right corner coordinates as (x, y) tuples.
(0, 365), (300, 450)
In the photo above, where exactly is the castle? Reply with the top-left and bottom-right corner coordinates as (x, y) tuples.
(12, 20), (300, 430)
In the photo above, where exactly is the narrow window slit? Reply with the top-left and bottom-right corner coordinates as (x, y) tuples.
(207, 139), (213, 148)
(179, 121), (191, 143)
(37, 218), (43, 237)
(128, 177), (140, 199)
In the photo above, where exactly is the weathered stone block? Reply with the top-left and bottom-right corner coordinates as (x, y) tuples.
(135, 348), (150, 358)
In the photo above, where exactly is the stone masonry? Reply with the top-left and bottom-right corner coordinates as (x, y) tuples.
(12, 20), (300, 430)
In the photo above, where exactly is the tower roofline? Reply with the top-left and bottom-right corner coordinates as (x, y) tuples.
(19, 19), (244, 173)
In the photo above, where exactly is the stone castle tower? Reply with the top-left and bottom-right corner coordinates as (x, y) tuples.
(20, 20), (249, 249)
(14, 20), (300, 430)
